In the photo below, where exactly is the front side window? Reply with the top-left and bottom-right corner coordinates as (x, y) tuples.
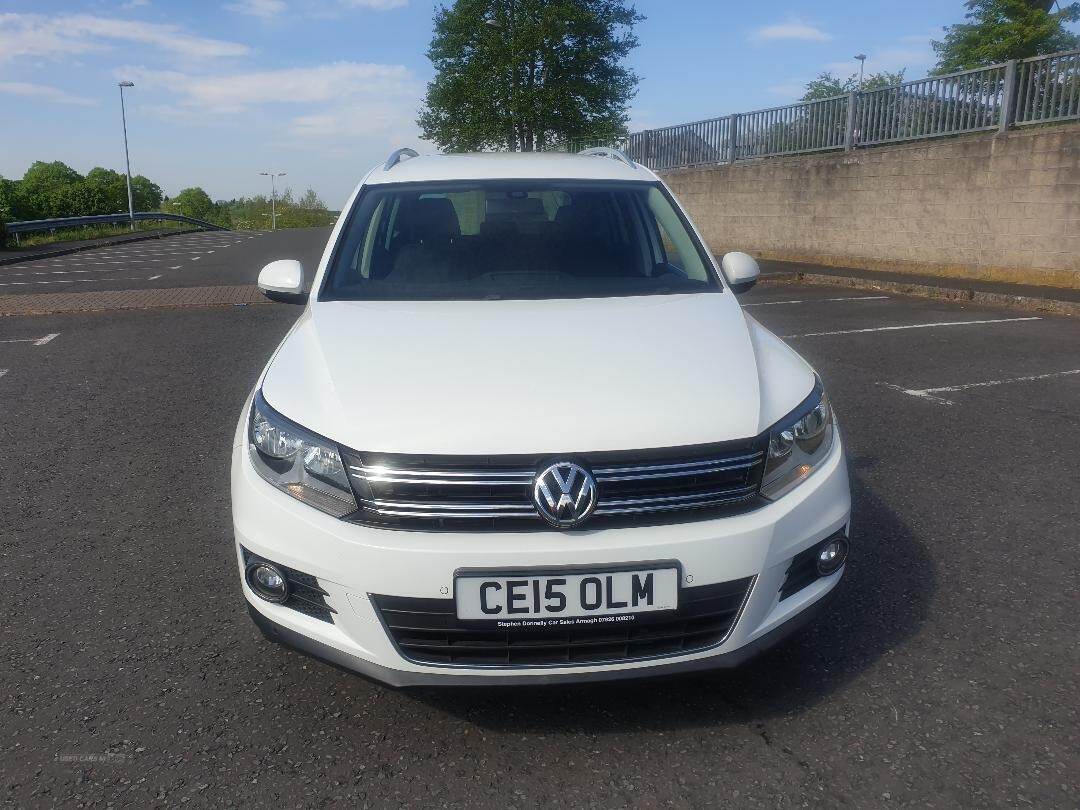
(321, 181), (720, 301)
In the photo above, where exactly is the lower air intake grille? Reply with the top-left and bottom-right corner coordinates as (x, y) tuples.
(779, 531), (845, 601)
(241, 547), (336, 623)
(372, 577), (754, 668)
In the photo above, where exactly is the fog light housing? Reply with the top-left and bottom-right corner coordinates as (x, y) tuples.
(246, 561), (289, 603)
(816, 535), (849, 576)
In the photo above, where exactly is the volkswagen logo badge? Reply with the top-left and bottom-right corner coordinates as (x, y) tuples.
(533, 461), (598, 528)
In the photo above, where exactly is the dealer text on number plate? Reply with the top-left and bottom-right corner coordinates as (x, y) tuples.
(455, 567), (679, 621)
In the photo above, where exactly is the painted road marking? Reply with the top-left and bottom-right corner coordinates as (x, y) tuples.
(192, 256), (202, 261)
(783, 317), (1041, 338)
(0, 277), (155, 287)
(170, 265), (182, 269)
(0, 369), (7, 380)
(3, 268), (146, 277)
(0, 333), (59, 345)
(148, 274), (162, 280)
(882, 369), (1080, 406)
(744, 295), (890, 307)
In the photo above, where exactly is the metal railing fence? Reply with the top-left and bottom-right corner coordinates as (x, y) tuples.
(4, 211), (229, 245)
(855, 62), (1007, 146)
(736, 94), (849, 158)
(559, 48), (1080, 171)
(1015, 49), (1080, 125)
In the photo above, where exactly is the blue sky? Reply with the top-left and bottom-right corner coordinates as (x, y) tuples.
(1, 1), (1070, 206)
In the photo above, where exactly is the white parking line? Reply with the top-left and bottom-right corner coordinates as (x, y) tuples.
(4, 268), (142, 277)
(0, 369), (7, 380)
(744, 295), (889, 307)
(882, 369), (1080, 405)
(0, 277), (153, 287)
(0, 333), (59, 345)
(783, 317), (1041, 338)
(148, 275), (162, 280)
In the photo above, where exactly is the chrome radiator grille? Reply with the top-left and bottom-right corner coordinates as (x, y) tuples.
(341, 439), (767, 531)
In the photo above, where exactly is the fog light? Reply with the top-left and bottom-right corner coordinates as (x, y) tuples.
(246, 561), (289, 603)
(816, 536), (849, 576)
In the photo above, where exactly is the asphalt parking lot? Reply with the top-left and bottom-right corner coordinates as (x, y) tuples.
(1, 232), (1078, 807)
(0, 229), (330, 294)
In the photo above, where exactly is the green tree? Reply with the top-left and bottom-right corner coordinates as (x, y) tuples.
(932, 0), (1080, 73)
(0, 176), (12, 237)
(801, 70), (907, 101)
(15, 160), (84, 219)
(164, 187), (230, 226)
(130, 175), (164, 211)
(418, 0), (643, 152)
(296, 188), (326, 210)
(82, 167), (129, 215)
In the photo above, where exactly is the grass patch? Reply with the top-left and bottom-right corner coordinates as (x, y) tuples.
(2, 219), (189, 250)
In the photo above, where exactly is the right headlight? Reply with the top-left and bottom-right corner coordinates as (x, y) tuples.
(248, 391), (357, 518)
(760, 380), (835, 501)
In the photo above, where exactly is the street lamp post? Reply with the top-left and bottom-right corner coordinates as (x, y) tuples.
(259, 171), (287, 230)
(854, 54), (867, 88)
(118, 81), (136, 230)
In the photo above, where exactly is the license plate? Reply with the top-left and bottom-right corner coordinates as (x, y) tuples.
(454, 567), (679, 622)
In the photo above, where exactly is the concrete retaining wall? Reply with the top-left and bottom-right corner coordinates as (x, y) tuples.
(660, 122), (1080, 289)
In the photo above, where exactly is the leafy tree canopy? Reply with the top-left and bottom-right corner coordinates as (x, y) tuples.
(0, 162), (326, 233)
(419, 0), (644, 152)
(801, 70), (907, 102)
(163, 187), (230, 226)
(221, 187), (335, 230)
(0, 161), (163, 221)
(932, 0), (1080, 73)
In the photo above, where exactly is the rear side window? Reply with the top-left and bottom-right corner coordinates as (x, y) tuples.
(322, 181), (720, 301)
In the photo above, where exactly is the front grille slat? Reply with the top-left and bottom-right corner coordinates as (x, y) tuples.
(343, 437), (768, 532)
(372, 577), (754, 668)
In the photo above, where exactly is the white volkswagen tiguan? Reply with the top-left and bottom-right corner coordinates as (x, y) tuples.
(232, 148), (851, 686)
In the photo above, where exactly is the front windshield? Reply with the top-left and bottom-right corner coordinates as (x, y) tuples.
(320, 180), (720, 301)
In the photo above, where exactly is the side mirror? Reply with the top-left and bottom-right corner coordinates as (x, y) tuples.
(257, 259), (307, 304)
(720, 251), (760, 295)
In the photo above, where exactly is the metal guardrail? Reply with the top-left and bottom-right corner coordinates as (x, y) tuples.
(855, 62), (1009, 146)
(565, 48), (1080, 171)
(4, 212), (229, 241)
(1015, 49), (1080, 125)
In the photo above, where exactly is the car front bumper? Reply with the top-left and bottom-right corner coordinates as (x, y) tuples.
(231, 424), (851, 687)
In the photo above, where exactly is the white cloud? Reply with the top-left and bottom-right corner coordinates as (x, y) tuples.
(823, 42), (935, 79)
(225, 0), (287, 19)
(0, 13), (250, 63)
(766, 81), (810, 100)
(289, 101), (418, 141)
(0, 81), (98, 106)
(122, 61), (416, 113)
(339, 0), (408, 9)
(752, 17), (830, 43)
(120, 61), (422, 150)
(121, 0), (151, 9)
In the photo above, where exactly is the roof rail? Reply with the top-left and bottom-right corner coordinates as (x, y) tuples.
(383, 147), (420, 172)
(578, 146), (635, 168)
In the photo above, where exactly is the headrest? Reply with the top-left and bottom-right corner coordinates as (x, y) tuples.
(412, 197), (460, 243)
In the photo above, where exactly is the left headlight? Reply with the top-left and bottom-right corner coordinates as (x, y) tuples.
(760, 379), (835, 501)
(248, 391), (357, 518)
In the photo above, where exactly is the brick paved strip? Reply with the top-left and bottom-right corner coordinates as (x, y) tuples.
(0, 285), (272, 316)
